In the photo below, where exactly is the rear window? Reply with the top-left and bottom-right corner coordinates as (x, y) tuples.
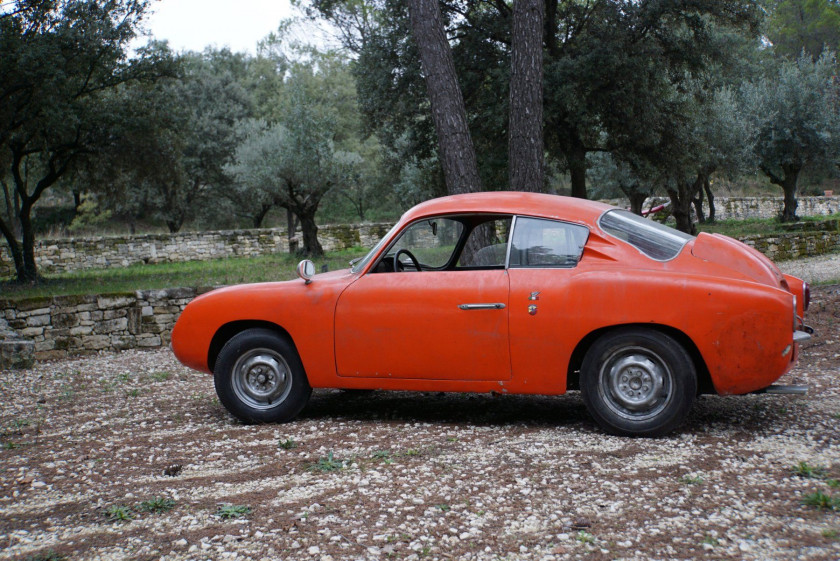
(599, 210), (693, 261)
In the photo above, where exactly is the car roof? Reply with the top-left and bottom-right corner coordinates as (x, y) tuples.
(401, 191), (615, 226)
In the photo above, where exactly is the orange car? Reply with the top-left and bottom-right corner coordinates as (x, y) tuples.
(171, 192), (812, 436)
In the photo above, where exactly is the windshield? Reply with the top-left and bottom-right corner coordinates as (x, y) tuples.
(599, 210), (693, 261)
(351, 223), (400, 273)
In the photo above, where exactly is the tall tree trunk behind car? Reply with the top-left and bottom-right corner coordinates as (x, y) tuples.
(406, 0), (484, 195)
(509, 0), (544, 193)
(297, 213), (324, 257)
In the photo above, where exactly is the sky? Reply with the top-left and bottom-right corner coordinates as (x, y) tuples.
(139, 0), (295, 54)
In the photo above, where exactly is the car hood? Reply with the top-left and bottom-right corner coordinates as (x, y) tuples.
(691, 233), (785, 288)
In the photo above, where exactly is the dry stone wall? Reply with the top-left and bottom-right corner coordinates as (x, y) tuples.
(0, 223), (393, 278)
(0, 287), (214, 362)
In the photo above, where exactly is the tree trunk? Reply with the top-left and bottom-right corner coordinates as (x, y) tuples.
(568, 141), (587, 199)
(704, 176), (715, 222)
(407, 0), (484, 195)
(627, 190), (647, 215)
(779, 165), (800, 222)
(18, 199), (38, 282)
(666, 174), (703, 235)
(286, 207), (298, 242)
(692, 181), (705, 224)
(252, 203), (272, 229)
(509, 0), (544, 193)
(0, 214), (25, 281)
(297, 212), (324, 257)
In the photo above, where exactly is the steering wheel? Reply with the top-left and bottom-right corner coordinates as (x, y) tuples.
(394, 249), (422, 272)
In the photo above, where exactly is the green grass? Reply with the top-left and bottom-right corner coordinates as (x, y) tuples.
(1, 248), (368, 300)
(104, 504), (133, 522)
(792, 461), (828, 479)
(215, 504), (251, 519)
(802, 491), (840, 511)
(697, 213), (840, 237)
(138, 497), (176, 514)
(308, 451), (344, 472)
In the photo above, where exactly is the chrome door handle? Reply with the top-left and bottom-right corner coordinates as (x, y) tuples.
(458, 303), (506, 310)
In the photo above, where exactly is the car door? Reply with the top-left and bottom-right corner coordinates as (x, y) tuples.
(334, 216), (512, 381)
(506, 216), (590, 383)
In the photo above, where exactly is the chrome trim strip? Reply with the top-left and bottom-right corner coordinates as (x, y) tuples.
(755, 384), (809, 395)
(458, 303), (506, 310)
(793, 330), (812, 343)
(505, 215), (517, 269)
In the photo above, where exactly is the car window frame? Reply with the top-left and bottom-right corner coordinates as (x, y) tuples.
(505, 215), (590, 269)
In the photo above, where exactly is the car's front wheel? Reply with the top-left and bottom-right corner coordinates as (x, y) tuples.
(580, 328), (696, 437)
(214, 328), (311, 423)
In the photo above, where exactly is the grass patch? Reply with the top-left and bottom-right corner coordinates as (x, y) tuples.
(802, 491), (840, 511)
(308, 451), (344, 472)
(104, 505), (133, 522)
(138, 497), (176, 514)
(216, 504), (251, 519)
(24, 551), (67, 561)
(792, 461), (828, 479)
(697, 213), (840, 237)
(278, 438), (298, 450)
(1, 248), (368, 300)
(823, 529), (839, 540)
(680, 475), (704, 485)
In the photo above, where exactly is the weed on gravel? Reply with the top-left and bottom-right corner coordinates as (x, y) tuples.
(104, 505), (133, 522)
(802, 491), (840, 511)
(138, 497), (176, 513)
(793, 461), (828, 479)
(216, 504), (251, 519)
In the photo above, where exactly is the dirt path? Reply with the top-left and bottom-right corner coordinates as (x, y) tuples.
(1, 287), (839, 561)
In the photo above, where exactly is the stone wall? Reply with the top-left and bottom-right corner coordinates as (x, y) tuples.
(0, 287), (213, 361)
(1, 228), (838, 363)
(2, 197), (837, 279)
(0, 223), (393, 278)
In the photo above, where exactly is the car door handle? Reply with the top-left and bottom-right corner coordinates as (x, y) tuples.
(458, 303), (506, 310)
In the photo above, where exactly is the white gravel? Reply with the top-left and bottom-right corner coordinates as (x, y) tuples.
(779, 253), (840, 284)
(1, 281), (839, 561)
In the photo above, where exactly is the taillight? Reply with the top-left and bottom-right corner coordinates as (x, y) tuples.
(803, 282), (810, 312)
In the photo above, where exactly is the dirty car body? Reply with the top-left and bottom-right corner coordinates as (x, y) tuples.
(171, 192), (811, 436)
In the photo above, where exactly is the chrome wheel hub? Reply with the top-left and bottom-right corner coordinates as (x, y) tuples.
(231, 349), (292, 410)
(599, 346), (673, 421)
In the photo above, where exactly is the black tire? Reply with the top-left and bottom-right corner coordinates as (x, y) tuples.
(580, 328), (696, 437)
(213, 328), (311, 423)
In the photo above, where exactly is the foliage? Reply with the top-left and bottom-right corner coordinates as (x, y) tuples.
(215, 504), (252, 519)
(801, 491), (840, 510)
(138, 497), (176, 513)
(792, 461), (828, 479)
(766, 0), (840, 59)
(104, 504), (133, 522)
(0, 0), (165, 282)
(742, 51), (840, 220)
(308, 451), (344, 472)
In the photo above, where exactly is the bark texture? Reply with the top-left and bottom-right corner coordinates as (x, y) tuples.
(508, 0), (545, 193)
(407, 0), (483, 194)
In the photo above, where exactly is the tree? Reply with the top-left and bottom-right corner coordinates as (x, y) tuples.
(508, 0), (544, 192)
(766, 0), (840, 59)
(405, 0), (484, 194)
(743, 52), (840, 221)
(0, 0), (160, 282)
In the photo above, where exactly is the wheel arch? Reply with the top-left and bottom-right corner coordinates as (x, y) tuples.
(566, 323), (714, 394)
(208, 320), (296, 373)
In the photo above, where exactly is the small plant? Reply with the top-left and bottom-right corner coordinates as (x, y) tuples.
(138, 497), (176, 513)
(827, 479), (840, 489)
(822, 529), (838, 540)
(802, 491), (840, 511)
(216, 504), (251, 519)
(372, 450), (392, 463)
(576, 531), (595, 544)
(3, 442), (19, 450)
(435, 504), (450, 512)
(701, 535), (719, 546)
(117, 372), (131, 383)
(150, 371), (171, 382)
(125, 388), (140, 398)
(309, 451), (344, 472)
(792, 461), (827, 479)
(105, 505), (133, 522)
(402, 449), (420, 457)
(680, 475), (704, 485)
(278, 438), (298, 450)
(24, 550), (67, 561)
(12, 418), (30, 429)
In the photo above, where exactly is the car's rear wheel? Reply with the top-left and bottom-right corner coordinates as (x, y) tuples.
(580, 328), (696, 437)
(214, 328), (311, 423)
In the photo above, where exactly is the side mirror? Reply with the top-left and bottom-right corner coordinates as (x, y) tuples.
(297, 259), (315, 284)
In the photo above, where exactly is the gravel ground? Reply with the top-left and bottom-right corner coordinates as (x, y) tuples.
(779, 254), (840, 285)
(1, 285), (839, 561)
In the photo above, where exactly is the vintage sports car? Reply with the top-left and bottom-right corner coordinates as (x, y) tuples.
(171, 192), (812, 436)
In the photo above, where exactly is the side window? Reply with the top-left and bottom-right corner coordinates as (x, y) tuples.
(457, 217), (513, 267)
(509, 217), (589, 268)
(385, 218), (464, 270)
